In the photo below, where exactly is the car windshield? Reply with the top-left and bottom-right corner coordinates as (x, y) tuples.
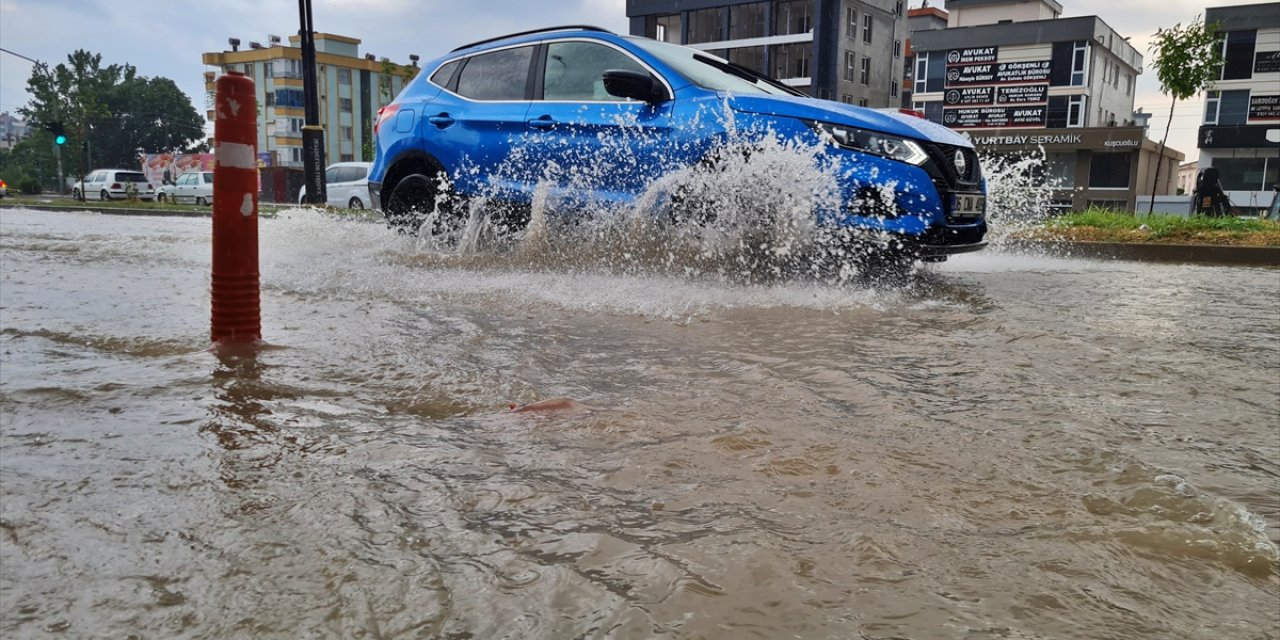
(116, 172), (148, 182)
(626, 38), (800, 97)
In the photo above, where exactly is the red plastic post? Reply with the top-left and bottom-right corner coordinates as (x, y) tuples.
(210, 70), (261, 344)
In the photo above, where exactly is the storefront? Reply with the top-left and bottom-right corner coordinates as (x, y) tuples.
(968, 126), (1184, 212)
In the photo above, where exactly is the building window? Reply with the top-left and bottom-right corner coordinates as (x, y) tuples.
(771, 42), (811, 79)
(1089, 152), (1131, 188)
(687, 7), (725, 44)
(1071, 41), (1088, 86)
(1217, 89), (1250, 125)
(860, 56), (871, 85)
(1125, 73), (1132, 96)
(862, 13), (873, 44)
(646, 14), (681, 43)
(338, 97), (352, 112)
(340, 153), (354, 162)
(844, 50), (856, 81)
(895, 1), (904, 17)
(846, 7), (857, 40)
(1221, 29), (1258, 80)
(242, 63), (255, 79)
(894, 39), (902, 58)
(290, 148), (301, 163)
(730, 2), (766, 40)
(914, 52), (929, 95)
(341, 125), (352, 141)
(774, 0), (813, 36)
(1214, 157), (1278, 191)
(1204, 91), (1221, 125)
(1068, 95), (1086, 127)
(841, 93), (853, 104)
(338, 68), (352, 85)
(891, 79), (899, 98)
(265, 92), (275, 107)
(858, 98), (869, 107)
(728, 46), (766, 74)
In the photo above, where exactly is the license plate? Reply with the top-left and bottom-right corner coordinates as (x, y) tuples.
(952, 193), (985, 216)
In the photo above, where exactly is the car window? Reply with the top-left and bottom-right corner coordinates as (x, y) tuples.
(115, 172), (148, 182)
(627, 38), (797, 97)
(455, 45), (534, 101)
(350, 166), (368, 182)
(542, 41), (648, 102)
(324, 167), (340, 183)
(202, 173), (214, 184)
(430, 60), (462, 88)
(91, 172), (103, 183)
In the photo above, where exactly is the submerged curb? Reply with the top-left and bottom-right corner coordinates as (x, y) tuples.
(1003, 239), (1280, 267)
(5, 204), (1277, 266)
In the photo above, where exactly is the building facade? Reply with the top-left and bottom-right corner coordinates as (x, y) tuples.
(908, 0), (1185, 211)
(201, 34), (417, 169)
(0, 112), (31, 150)
(625, 0), (908, 107)
(1197, 2), (1280, 212)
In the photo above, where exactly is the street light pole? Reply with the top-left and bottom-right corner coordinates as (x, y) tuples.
(297, 0), (326, 205)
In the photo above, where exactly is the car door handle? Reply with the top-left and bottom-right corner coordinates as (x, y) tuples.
(528, 116), (557, 129)
(428, 113), (454, 128)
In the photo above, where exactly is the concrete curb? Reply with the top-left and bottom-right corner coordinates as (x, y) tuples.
(1002, 239), (1280, 267)
(1, 202), (213, 218)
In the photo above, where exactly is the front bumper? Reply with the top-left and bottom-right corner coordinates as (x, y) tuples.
(368, 181), (383, 211)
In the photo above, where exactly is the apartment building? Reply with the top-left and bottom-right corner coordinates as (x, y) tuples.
(1197, 2), (1280, 212)
(908, 0), (1184, 211)
(626, 0), (908, 107)
(201, 34), (418, 168)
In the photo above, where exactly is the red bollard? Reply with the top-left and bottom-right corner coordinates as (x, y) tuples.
(210, 70), (261, 344)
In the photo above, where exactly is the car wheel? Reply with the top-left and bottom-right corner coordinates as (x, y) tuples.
(195, 196), (207, 206)
(385, 173), (446, 235)
(100, 190), (111, 201)
(157, 193), (167, 203)
(73, 189), (82, 201)
(348, 197), (363, 210)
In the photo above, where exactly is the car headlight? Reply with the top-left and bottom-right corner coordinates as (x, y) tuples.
(807, 121), (929, 166)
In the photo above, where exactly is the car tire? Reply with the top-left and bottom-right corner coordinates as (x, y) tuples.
(195, 196), (207, 206)
(73, 189), (82, 201)
(348, 197), (363, 210)
(385, 173), (444, 235)
(100, 190), (111, 201)
(157, 193), (167, 203)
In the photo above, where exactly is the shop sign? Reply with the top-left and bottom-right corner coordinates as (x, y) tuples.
(1248, 94), (1280, 121)
(946, 47), (998, 66)
(969, 128), (1146, 149)
(996, 84), (1048, 104)
(1199, 124), (1280, 148)
(944, 86), (993, 105)
(943, 106), (1047, 128)
(1255, 50), (1280, 74)
(946, 60), (1051, 86)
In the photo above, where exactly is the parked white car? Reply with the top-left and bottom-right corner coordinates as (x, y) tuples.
(298, 162), (372, 209)
(73, 169), (157, 201)
(166, 171), (216, 205)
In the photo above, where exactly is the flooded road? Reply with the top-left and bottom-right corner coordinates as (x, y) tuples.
(2, 207), (1277, 639)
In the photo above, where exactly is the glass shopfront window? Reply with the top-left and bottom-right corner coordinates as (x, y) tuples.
(730, 2), (766, 40)
(646, 14), (681, 43)
(1088, 152), (1132, 189)
(1214, 156), (1280, 191)
(728, 46), (766, 74)
(773, 0), (813, 35)
(687, 7), (725, 44)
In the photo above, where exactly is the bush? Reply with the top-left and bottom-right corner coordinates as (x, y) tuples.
(17, 175), (42, 195)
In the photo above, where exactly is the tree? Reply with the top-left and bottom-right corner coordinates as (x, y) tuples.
(1147, 16), (1222, 215)
(15, 49), (205, 184)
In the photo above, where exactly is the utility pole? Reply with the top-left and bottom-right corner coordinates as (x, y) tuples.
(298, 0), (326, 205)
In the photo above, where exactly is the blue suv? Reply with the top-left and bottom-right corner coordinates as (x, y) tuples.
(369, 25), (987, 261)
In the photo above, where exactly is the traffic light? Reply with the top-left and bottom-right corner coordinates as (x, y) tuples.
(43, 121), (66, 145)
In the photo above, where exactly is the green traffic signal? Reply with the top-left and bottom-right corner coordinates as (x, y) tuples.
(55, 134), (66, 145)
(44, 120), (67, 145)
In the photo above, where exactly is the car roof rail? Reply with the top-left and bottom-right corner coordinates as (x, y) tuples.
(451, 25), (615, 52)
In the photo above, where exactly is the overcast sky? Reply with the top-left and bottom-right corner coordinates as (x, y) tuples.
(0, 0), (1259, 162)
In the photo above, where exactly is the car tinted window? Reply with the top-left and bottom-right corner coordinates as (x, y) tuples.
(350, 166), (367, 182)
(177, 174), (191, 186)
(430, 60), (462, 88)
(203, 173), (214, 184)
(543, 42), (648, 101)
(324, 167), (340, 183)
(115, 172), (148, 182)
(455, 46), (534, 100)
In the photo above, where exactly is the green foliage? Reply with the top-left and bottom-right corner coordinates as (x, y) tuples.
(14, 49), (205, 181)
(1149, 16), (1223, 102)
(1053, 208), (1277, 233)
(17, 174), (43, 195)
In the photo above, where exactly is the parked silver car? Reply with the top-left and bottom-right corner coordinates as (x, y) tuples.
(298, 162), (372, 209)
(166, 171), (215, 205)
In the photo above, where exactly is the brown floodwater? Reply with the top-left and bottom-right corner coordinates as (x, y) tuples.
(1, 207), (1277, 639)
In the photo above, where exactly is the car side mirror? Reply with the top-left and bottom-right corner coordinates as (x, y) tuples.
(602, 69), (667, 104)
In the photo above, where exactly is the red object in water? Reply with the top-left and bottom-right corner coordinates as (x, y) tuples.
(210, 70), (261, 344)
